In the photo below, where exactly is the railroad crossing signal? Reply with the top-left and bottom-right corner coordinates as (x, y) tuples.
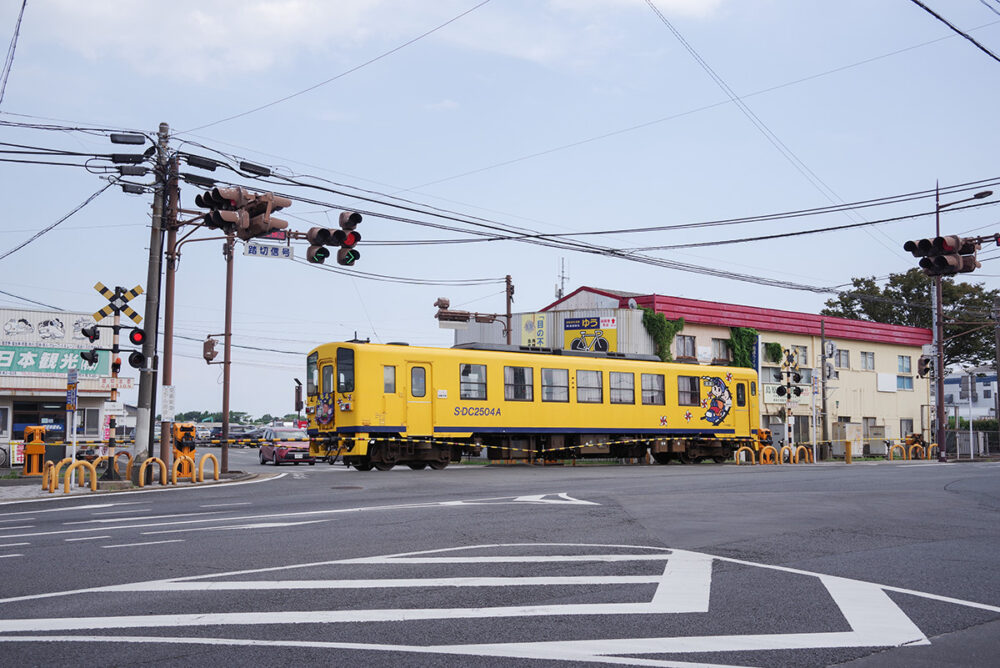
(903, 236), (981, 276)
(93, 282), (143, 324)
(917, 355), (933, 378)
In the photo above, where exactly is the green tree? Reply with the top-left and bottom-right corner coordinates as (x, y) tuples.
(821, 268), (998, 368)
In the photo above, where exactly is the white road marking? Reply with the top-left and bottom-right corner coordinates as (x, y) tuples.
(0, 542), (30, 548)
(0, 517), (35, 523)
(66, 511), (224, 525)
(141, 520), (331, 535)
(199, 502), (252, 508)
(91, 509), (152, 516)
(513, 493), (600, 505)
(65, 536), (110, 542)
(0, 526), (33, 531)
(101, 540), (184, 549)
(0, 553), (23, 558)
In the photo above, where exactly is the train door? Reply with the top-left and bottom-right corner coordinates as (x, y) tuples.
(733, 381), (750, 436)
(406, 363), (433, 436)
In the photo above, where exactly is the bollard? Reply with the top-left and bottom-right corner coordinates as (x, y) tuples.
(113, 451), (133, 478)
(138, 457), (167, 487)
(908, 444), (925, 461)
(794, 445), (812, 463)
(759, 446), (777, 465)
(888, 443), (907, 461)
(49, 458), (73, 493)
(779, 445), (794, 464)
(198, 453), (220, 482)
(735, 446), (755, 465)
(171, 455), (197, 485)
(63, 460), (97, 493)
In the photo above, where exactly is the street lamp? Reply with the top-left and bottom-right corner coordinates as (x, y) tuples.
(932, 186), (994, 461)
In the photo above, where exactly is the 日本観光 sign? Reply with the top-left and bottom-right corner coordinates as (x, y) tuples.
(0, 344), (109, 376)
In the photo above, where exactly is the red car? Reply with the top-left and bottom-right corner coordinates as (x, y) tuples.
(258, 427), (314, 466)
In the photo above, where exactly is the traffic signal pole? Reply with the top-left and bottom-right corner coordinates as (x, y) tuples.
(934, 184), (947, 461)
(135, 123), (170, 460)
(221, 232), (235, 474)
(159, 157), (179, 468)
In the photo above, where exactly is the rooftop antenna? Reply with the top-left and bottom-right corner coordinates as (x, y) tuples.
(555, 258), (568, 299)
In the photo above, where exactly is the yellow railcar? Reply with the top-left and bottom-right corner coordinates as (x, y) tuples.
(304, 341), (761, 470)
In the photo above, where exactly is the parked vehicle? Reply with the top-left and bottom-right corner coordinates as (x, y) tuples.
(210, 424), (256, 446)
(195, 425), (213, 443)
(259, 427), (313, 465)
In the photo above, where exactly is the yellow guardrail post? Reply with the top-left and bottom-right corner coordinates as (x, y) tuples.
(888, 443), (907, 460)
(113, 451), (133, 478)
(735, 446), (755, 465)
(794, 445), (812, 463)
(171, 455), (197, 484)
(138, 457), (167, 487)
(779, 445), (794, 464)
(48, 458), (73, 493)
(41, 460), (55, 491)
(927, 443), (938, 460)
(63, 460), (97, 493)
(908, 444), (924, 461)
(759, 445), (777, 465)
(198, 453), (220, 482)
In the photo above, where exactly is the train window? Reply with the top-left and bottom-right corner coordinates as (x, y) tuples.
(736, 383), (746, 407)
(336, 348), (355, 392)
(460, 363), (487, 400)
(641, 373), (665, 405)
(306, 352), (319, 396)
(384, 366), (396, 393)
(541, 368), (569, 402)
(678, 376), (700, 405)
(411, 367), (426, 398)
(321, 365), (334, 395)
(577, 370), (603, 404)
(609, 372), (634, 404)
(504, 366), (534, 401)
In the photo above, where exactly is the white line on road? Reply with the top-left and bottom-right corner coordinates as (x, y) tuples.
(65, 536), (111, 542)
(141, 520), (331, 535)
(101, 540), (185, 549)
(0, 517), (35, 523)
(0, 542), (30, 548)
(0, 553), (23, 558)
(199, 502), (252, 508)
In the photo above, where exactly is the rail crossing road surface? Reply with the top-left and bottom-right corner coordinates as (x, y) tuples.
(0, 450), (998, 667)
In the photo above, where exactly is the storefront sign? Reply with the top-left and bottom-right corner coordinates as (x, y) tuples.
(0, 344), (109, 376)
(563, 316), (617, 353)
(521, 313), (547, 347)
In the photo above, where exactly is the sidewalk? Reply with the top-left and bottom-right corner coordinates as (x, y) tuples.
(0, 470), (259, 502)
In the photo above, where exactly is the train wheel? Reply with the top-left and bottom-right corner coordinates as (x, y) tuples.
(651, 452), (671, 465)
(675, 453), (693, 464)
(374, 462), (395, 471)
(712, 456), (727, 464)
(407, 463), (427, 470)
(429, 461), (448, 470)
(354, 461), (374, 471)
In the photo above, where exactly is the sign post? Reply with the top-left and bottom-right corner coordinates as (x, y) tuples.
(67, 368), (78, 479)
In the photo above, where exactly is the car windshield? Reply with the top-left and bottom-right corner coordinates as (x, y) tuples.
(272, 429), (305, 438)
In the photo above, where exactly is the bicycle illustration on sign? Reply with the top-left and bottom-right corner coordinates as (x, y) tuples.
(569, 329), (610, 352)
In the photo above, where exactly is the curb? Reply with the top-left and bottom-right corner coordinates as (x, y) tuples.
(0, 471), (267, 502)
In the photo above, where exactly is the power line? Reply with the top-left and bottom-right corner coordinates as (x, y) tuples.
(0, 0), (27, 108)
(0, 287), (62, 310)
(909, 0), (1000, 64)
(0, 182), (113, 261)
(181, 0), (493, 134)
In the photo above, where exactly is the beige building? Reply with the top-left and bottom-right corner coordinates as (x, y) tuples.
(453, 287), (933, 454)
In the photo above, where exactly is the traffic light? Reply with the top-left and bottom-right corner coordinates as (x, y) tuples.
(111, 356), (121, 374)
(335, 211), (362, 266)
(80, 324), (100, 342)
(903, 236), (980, 276)
(238, 192), (292, 241)
(203, 337), (218, 363)
(195, 186), (252, 231)
(128, 327), (145, 346)
(81, 349), (99, 366)
(127, 351), (144, 369)
(306, 227), (333, 264)
(917, 355), (933, 378)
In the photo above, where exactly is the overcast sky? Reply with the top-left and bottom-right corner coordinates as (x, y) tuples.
(2, 0), (999, 419)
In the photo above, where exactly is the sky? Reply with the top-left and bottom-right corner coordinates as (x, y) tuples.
(1, 0), (1000, 419)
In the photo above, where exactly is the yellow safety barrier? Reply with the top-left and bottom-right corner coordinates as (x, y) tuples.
(171, 455), (197, 485)
(759, 446), (777, 465)
(114, 451), (133, 477)
(48, 458), (73, 493)
(779, 445), (794, 464)
(888, 443), (907, 461)
(41, 460), (56, 491)
(198, 453), (220, 482)
(927, 443), (939, 460)
(794, 445), (813, 463)
(138, 457), (167, 487)
(908, 444), (925, 461)
(64, 460), (97, 493)
(735, 446), (756, 465)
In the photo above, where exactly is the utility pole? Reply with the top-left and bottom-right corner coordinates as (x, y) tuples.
(994, 296), (1000, 454)
(159, 156), (180, 468)
(221, 232), (235, 473)
(135, 122), (169, 460)
(505, 274), (514, 345)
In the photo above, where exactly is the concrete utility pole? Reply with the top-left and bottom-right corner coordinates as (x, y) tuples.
(994, 296), (1000, 454)
(135, 122), (170, 459)
(220, 232), (235, 473)
(505, 274), (514, 345)
(158, 157), (180, 467)
(933, 183), (947, 461)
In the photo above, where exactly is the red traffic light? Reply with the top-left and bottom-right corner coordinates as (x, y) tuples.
(128, 327), (146, 345)
(80, 324), (100, 342)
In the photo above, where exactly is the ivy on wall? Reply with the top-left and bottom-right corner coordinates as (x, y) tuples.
(764, 342), (783, 364)
(641, 308), (685, 362)
(727, 327), (759, 368)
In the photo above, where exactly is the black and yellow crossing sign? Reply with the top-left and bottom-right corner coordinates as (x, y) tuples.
(93, 282), (143, 323)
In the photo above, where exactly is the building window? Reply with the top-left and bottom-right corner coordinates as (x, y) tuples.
(610, 372), (634, 404)
(77, 408), (100, 436)
(835, 349), (850, 369)
(411, 367), (426, 398)
(761, 366), (781, 383)
(676, 335), (695, 359)
(641, 373), (665, 405)
(860, 352), (875, 370)
(383, 366), (395, 393)
(900, 418), (913, 437)
(792, 345), (808, 366)
(797, 368), (813, 384)
(985, 389), (993, 399)
(460, 364), (487, 400)
(541, 368), (569, 402)
(945, 394), (954, 404)
(898, 356), (911, 374)
(678, 376), (700, 406)
(504, 366), (533, 401)
(0, 406), (7, 438)
(838, 416), (851, 423)
(711, 338), (731, 362)
(577, 370), (603, 403)
(897, 375), (913, 391)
